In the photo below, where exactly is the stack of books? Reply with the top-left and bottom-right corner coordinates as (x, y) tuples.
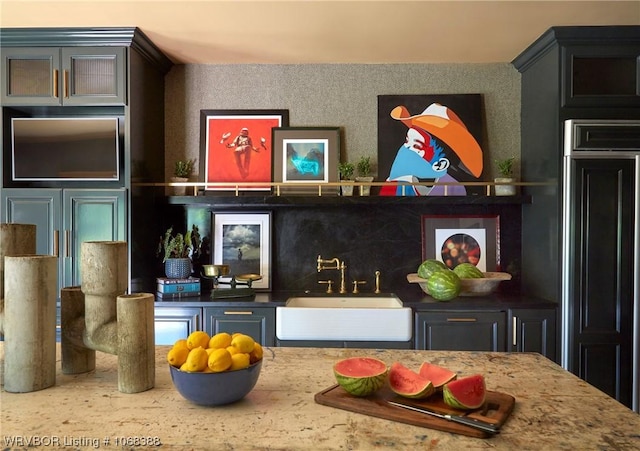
(156, 277), (201, 300)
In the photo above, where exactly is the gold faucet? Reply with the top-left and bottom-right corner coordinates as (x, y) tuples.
(317, 255), (340, 271)
(317, 255), (347, 293)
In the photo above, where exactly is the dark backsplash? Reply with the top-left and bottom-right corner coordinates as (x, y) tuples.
(168, 197), (523, 297)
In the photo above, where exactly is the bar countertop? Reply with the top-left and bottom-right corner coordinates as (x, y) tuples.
(1, 344), (639, 450)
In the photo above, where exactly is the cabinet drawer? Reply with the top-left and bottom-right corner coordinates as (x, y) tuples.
(154, 306), (202, 345)
(204, 307), (275, 347)
(415, 311), (506, 351)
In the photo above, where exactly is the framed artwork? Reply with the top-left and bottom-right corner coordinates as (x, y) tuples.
(377, 94), (485, 197)
(272, 127), (340, 195)
(200, 109), (289, 191)
(212, 212), (272, 291)
(421, 215), (499, 272)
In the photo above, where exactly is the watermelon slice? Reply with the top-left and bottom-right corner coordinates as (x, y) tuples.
(418, 362), (457, 389)
(443, 374), (487, 410)
(389, 362), (435, 399)
(333, 357), (388, 397)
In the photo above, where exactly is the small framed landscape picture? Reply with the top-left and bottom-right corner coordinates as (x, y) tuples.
(421, 215), (500, 272)
(272, 127), (340, 195)
(212, 212), (272, 291)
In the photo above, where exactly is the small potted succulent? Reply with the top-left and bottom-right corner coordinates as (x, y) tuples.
(171, 159), (194, 196)
(338, 161), (355, 196)
(355, 155), (374, 196)
(157, 226), (193, 278)
(494, 157), (517, 196)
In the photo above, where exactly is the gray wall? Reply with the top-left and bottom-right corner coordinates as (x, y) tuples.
(165, 63), (521, 182)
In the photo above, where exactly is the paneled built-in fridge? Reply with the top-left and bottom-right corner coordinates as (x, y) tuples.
(562, 119), (639, 411)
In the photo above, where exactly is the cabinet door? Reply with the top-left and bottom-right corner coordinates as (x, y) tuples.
(415, 311), (506, 351)
(62, 47), (126, 105)
(154, 306), (202, 345)
(204, 307), (275, 347)
(569, 158), (634, 407)
(63, 189), (126, 288)
(508, 308), (557, 361)
(1, 48), (61, 105)
(1, 47), (126, 106)
(561, 44), (640, 108)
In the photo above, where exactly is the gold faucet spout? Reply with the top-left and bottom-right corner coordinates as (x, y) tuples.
(317, 255), (340, 272)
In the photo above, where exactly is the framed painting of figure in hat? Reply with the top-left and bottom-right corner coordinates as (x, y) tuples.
(199, 109), (289, 192)
(377, 94), (485, 196)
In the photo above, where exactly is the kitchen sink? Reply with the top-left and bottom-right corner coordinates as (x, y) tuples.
(276, 294), (412, 341)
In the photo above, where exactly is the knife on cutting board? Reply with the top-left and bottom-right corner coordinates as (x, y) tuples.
(387, 401), (501, 435)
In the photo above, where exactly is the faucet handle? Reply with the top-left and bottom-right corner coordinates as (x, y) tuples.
(352, 280), (366, 294)
(318, 279), (334, 294)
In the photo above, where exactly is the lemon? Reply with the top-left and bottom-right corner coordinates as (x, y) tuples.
(209, 332), (233, 349)
(173, 339), (189, 351)
(184, 346), (209, 372)
(249, 342), (263, 364)
(226, 345), (241, 356)
(187, 331), (210, 350)
(229, 352), (250, 371)
(231, 334), (255, 353)
(167, 346), (189, 367)
(208, 348), (232, 372)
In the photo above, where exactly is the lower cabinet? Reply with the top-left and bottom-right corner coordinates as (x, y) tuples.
(203, 306), (275, 347)
(276, 339), (413, 349)
(414, 311), (506, 352)
(508, 308), (557, 362)
(154, 306), (202, 345)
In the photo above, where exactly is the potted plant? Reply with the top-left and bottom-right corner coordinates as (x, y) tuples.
(157, 226), (193, 278)
(355, 155), (374, 196)
(338, 161), (355, 196)
(494, 157), (517, 196)
(171, 159), (194, 196)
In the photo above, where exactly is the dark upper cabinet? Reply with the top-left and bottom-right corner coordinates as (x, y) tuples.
(513, 26), (640, 110)
(1, 46), (126, 106)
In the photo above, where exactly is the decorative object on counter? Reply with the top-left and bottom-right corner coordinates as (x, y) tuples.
(62, 241), (155, 393)
(494, 156), (517, 196)
(421, 214), (499, 272)
(377, 94), (485, 197)
(3, 254), (57, 393)
(407, 272), (512, 297)
(272, 127), (341, 195)
(212, 212), (271, 291)
(0, 223), (36, 337)
(338, 161), (355, 196)
(355, 155), (374, 196)
(158, 226), (195, 279)
(156, 277), (201, 299)
(167, 331), (264, 406)
(201, 264), (261, 300)
(200, 109), (289, 193)
(171, 158), (194, 196)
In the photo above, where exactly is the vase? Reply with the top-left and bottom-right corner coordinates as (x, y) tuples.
(170, 177), (189, 196)
(165, 258), (192, 279)
(494, 177), (517, 196)
(356, 176), (374, 196)
(340, 181), (354, 196)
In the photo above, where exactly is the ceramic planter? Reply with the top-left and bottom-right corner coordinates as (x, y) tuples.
(165, 258), (192, 278)
(356, 176), (374, 196)
(494, 177), (517, 196)
(340, 181), (355, 196)
(170, 176), (189, 196)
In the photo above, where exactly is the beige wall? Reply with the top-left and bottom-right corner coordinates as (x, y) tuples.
(165, 62), (521, 182)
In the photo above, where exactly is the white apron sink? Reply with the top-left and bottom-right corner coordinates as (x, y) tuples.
(275, 295), (412, 341)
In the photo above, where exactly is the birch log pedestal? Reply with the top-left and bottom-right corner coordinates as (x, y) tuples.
(3, 254), (57, 393)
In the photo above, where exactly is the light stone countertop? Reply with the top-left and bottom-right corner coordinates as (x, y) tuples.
(1, 345), (639, 450)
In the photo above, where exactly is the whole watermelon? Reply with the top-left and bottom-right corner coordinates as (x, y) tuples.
(426, 270), (461, 301)
(333, 357), (388, 397)
(417, 259), (448, 279)
(453, 263), (485, 279)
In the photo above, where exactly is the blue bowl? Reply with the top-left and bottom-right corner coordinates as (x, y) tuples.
(169, 360), (262, 406)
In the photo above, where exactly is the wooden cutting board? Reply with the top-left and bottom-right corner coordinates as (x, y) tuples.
(314, 384), (515, 438)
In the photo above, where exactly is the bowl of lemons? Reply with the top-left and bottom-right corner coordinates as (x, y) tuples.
(167, 331), (263, 406)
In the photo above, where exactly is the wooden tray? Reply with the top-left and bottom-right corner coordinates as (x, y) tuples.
(314, 384), (515, 438)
